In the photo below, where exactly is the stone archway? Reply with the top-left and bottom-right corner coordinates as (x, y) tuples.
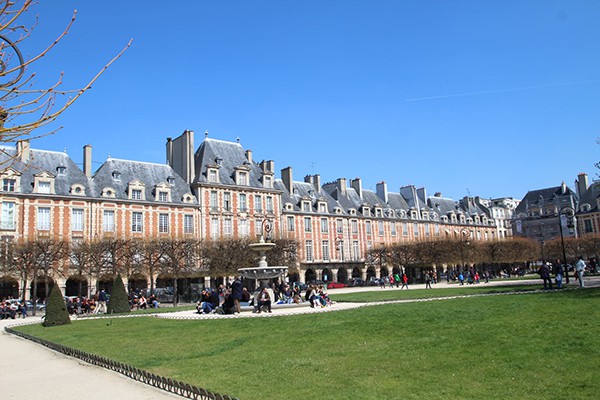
(65, 275), (89, 298)
(379, 267), (389, 278)
(304, 269), (316, 284)
(0, 276), (19, 299)
(96, 275), (114, 296)
(366, 266), (376, 280)
(322, 268), (333, 283)
(128, 274), (148, 295)
(30, 276), (55, 301)
(337, 268), (348, 283)
(351, 267), (362, 279)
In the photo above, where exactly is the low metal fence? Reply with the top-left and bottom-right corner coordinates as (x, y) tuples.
(5, 326), (239, 400)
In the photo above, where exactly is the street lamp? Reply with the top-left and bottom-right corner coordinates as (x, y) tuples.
(559, 206), (575, 284)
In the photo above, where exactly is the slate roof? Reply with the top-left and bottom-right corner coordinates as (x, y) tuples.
(0, 146), (91, 196)
(578, 181), (600, 213)
(514, 185), (578, 215)
(92, 158), (195, 204)
(193, 138), (264, 187)
(276, 180), (344, 214)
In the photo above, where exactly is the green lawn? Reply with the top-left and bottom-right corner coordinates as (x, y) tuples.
(15, 288), (600, 400)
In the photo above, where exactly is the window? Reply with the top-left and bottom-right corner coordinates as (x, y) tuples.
(266, 196), (273, 213)
(352, 241), (360, 260)
(38, 181), (51, 194)
(71, 209), (84, 232)
(366, 221), (372, 235)
(322, 240), (330, 261)
(321, 217), (329, 233)
(37, 207), (51, 230)
(287, 216), (295, 232)
(239, 193), (247, 212)
(584, 219), (593, 233)
(1, 202), (15, 229)
(305, 240), (313, 262)
(57, 166), (66, 176)
(413, 223), (419, 237)
(435, 224), (440, 236)
(238, 172), (248, 185)
(351, 220), (358, 234)
(304, 217), (312, 232)
(254, 195), (262, 213)
(319, 203), (327, 213)
(184, 215), (194, 234)
(425, 223), (430, 237)
(131, 212), (143, 232)
(211, 217), (219, 239)
(224, 192), (231, 211)
(103, 210), (115, 232)
(208, 169), (218, 183)
(224, 218), (233, 236)
(131, 189), (142, 200)
(264, 176), (272, 188)
(239, 219), (249, 236)
(302, 201), (311, 212)
(2, 179), (16, 192)
(336, 219), (343, 234)
(378, 221), (384, 236)
(210, 191), (218, 211)
(403, 222), (408, 236)
(391, 222), (396, 236)
(159, 213), (169, 233)
(255, 219), (262, 236)
(158, 191), (169, 202)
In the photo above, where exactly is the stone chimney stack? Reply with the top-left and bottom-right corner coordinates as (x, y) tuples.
(16, 140), (30, 163)
(376, 181), (388, 203)
(281, 166), (293, 193)
(83, 144), (93, 178)
(576, 173), (589, 197)
(351, 178), (362, 198)
(304, 174), (321, 192)
(245, 150), (253, 164)
(337, 178), (347, 196)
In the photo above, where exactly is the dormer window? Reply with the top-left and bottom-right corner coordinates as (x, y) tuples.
(56, 166), (66, 176)
(158, 191), (169, 202)
(102, 187), (116, 198)
(182, 194), (195, 204)
(302, 201), (311, 212)
(375, 208), (382, 218)
(318, 202), (327, 213)
(2, 178), (16, 192)
(238, 171), (248, 185)
(263, 175), (273, 188)
(1, 169), (21, 193)
(128, 180), (146, 201)
(112, 171), (121, 181)
(167, 176), (175, 185)
(208, 168), (218, 183)
(131, 189), (142, 200)
(70, 184), (86, 196)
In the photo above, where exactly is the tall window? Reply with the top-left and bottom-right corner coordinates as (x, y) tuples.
(352, 241), (360, 261)
(71, 209), (84, 232)
(287, 216), (295, 232)
(208, 169), (217, 182)
(351, 220), (358, 234)
(366, 221), (372, 235)
(413, 223), (419, 237)
(239, 193), (247, 212)
(158, 191), (169, 202)
(211, 217), (219, 239)
(238, 172), (248, 185)
(103, 210), (115, 232)
(184, 214), (194, 234)
(336, 219), (343, 234)
(321, 217), (328, 233)
(131, 212), (143, 232)
(305, 240), (313, 262)
(239, 219), (249, 236)
(254, 195), (262, 213)
(304, 217), (312, 232)
(210, 191), (218, 211)
(425, 223), (430, 237)
(1, 202), (15, 229)
(37, 207), (51, 230)
(2, 179), (16, 192)
(131, 189), (142, 200)
(224, 218), (232, 236)
(223, 192), (231, 211)
(302, 201), (311, 212)
(403, 222), (408, 236)
(391, 222), (396, 236)
(322, 240), (330, 261)
(159, 213), (169, 233)
(378, 221), (384, 236)
(266, 196), (273, 213)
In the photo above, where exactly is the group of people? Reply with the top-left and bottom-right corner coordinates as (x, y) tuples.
(539, 256), (588, 290)
(0, 299), (28, 319)
(382, 273), (409, 289)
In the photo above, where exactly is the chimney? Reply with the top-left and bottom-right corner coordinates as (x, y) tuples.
(304, 175), (313, 185)
(337, 178), (347, 196)
(16, 140), (30, 163)
(281, 166), (293, 193)
(351, 177), (362, 198)
(166, 137), (173, 166)
(434, 192), (442, 197)
(561, 181), (567, 195)
(417, 187), (427, 204)
(313, 174), (321, 192)
(376, 181), (388, 203)
(245, 150), (253, 164)
(576, 173), (589, 197)
(83, 144), (93, 178)
(267, 160), (275, 173)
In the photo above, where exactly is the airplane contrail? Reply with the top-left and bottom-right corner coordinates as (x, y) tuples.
(404, 79), (599, 102)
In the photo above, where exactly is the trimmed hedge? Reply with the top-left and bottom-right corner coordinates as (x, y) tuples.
(42, 284), (71, 327)
(107, 274), (130, 314)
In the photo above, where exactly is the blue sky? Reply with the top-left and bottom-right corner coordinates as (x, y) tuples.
(16, 0), (600, 201)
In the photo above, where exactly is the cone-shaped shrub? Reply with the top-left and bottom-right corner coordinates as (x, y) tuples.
(42, 285), (71, 327)
(107, 274), (130, 314)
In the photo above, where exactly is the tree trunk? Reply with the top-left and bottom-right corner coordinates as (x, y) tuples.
(172, 275), (178, 306)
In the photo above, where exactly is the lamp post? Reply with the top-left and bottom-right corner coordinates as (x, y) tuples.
(559, 206), (575, 284)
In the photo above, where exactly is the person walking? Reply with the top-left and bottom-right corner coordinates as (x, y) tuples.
(400, 273), (409, 290)
(575, 256), (586, 288)
(539, 262), (553, 290)
(94, 289), (107, 314)
(425, 271), (432, 289)
(554, 259), (564, 289)
(231, 276), (243, 314)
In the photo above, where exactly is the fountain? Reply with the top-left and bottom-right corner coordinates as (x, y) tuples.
(237, 234), (288, 305)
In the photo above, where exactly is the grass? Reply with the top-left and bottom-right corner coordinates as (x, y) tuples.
(14, 288), (600, 400)
(328, 283), (541, 302)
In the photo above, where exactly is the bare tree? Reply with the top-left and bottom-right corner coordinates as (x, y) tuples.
(203, 238), (254, 278)
(159, 238), (199, 306)
(69, 240), (95, 298)
(139, 239), (165, 295)
(0, 0), (131, 160)
(33, 238), (67, 298)
(10, 239), (36, 304)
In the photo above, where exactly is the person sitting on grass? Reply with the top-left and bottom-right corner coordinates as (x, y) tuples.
(257, 287), (272, 313)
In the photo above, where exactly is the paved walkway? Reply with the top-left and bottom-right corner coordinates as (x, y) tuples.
(2, 275), (598, 399)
